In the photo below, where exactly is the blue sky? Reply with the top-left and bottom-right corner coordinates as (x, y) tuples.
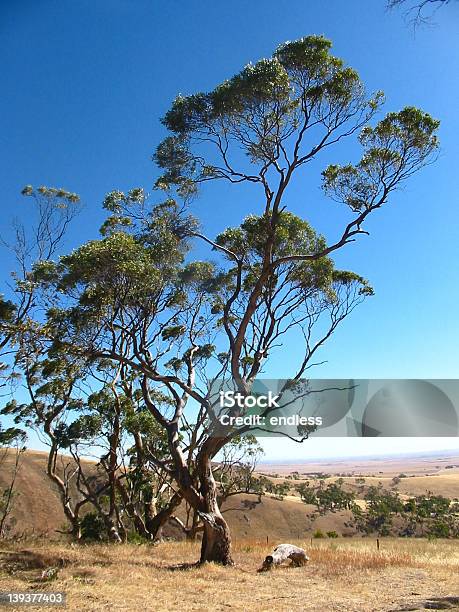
(1, 0), (458, 459)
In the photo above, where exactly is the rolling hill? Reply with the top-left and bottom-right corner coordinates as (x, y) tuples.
(1, 449), (458, 541)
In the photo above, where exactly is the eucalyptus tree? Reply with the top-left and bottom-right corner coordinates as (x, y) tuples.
(3, 350), (91, 539)
(153, 35), (437, 562)
(0, 186), (80, 386)
(0, 425), (25, 538)
(32, 191), (373, 562)
(56, 371), (182, 543)
(155, 35), (438, 393)
(0, 186), (79, 537)
(24, 36), (438, 564)
(0, 186), (80, 439)
(4, 341), (182, 542)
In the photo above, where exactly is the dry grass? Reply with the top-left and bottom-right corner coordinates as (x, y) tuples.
(1, 538), (458, 611)
(1, 450), (458, 609)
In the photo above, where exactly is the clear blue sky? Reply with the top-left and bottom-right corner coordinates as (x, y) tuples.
(1, 1), (458, 458)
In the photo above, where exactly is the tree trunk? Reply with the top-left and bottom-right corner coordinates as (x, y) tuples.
(70, 519), (81, 540)
(186, 508), (201, 541)
(146, 491), (182, 540)
(115, 479), (153, 540)
(199, 509), (233, 565)
(197, 450), (233, 565)
(0, 446), (22, 538)
(105, 519), (123, 543)
(45, 441), (83, 540)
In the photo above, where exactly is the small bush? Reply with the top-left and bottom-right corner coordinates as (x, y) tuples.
(313, 529), (325, 539)
(326, 531), (339, 538)
(127, 532), (150, 545)
(80, 512), (107, 541)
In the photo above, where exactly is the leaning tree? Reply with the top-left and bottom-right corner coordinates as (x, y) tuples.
(17, 36), (438, 564)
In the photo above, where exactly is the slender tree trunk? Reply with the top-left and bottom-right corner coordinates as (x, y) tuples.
(146, 491), (182, 540)
(0, 446), (23, 537)
(70, 520), (81, 540)
(105, 389), (123, 543)
(45, 439), (83, 540)
(186, 508), (201, 541)
(116, 479), (152, 539)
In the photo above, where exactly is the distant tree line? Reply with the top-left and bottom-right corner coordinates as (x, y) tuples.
(296, 478), (459, 538)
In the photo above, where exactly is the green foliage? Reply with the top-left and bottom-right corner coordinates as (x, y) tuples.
(322, 107), (439, 211)
(80, 512), (107, 541)
(216, 212), (326, 261)
(55, 415), (103, 448)
(161, 325), (187, 341)
(296, 482), (317, 505)
(331, 270), (374, 296)
(0, 425), (25, 447)
(179, 261), (225, 294)
(360, 486), (404, 535)
(154, 35), (384, 194)
(297, 479), (355, 513)
(127, 531), (150, 545)
(61, 233), (161, 292)
(316, 482), (355, 513)
(427, 520), (451, 539)
(274, 35), (335, 74)
(0, 296), (16, 323)
(410, 494), (451, 518)
(352, 488), (458, 538)
(21, 185), (79, 203)
(214, 212), (372, 308)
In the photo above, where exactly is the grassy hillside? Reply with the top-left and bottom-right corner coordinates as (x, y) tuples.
(1, 450), (355, 541)
(1, 449), (458, 541)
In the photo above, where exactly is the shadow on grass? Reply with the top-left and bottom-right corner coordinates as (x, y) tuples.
(392, 596), (459, 611)
(424, 597), (459, 610)
(0, 549), (70, 571)
(160, 561), (201, 571)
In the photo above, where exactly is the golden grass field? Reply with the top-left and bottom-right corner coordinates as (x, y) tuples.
(1, 450), (458, 610)
(1, 538), (458, 611)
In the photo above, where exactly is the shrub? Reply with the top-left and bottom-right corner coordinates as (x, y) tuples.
(127, 532), (150, 545)
(80, 512), (107, 541)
